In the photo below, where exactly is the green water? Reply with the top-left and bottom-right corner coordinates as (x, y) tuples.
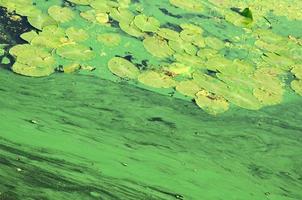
(1, 68), (302, 199)
(1, 0), (302, 199)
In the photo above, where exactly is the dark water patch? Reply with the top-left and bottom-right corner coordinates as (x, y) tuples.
(159, 8), (182, 18)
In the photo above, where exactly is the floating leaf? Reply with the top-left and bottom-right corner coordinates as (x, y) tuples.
(168, 40), (198, 55)
(176, 80), (201, 97)
(133, 14), (160, 32)
(138, 71), (176, 88)
(109, 7), (134, 23)
(143, 36), (174, 58)
(253, 87), (283, 106)
(67, 0), (92, 5)
(62, 63), (81, 73)
(164, 62), (192, 77)
(48, 5), (74, 23)
(27, 12), (56, 30)
(204, 37), (225, 50)
(56, 44), (95, 61)
(291, 65), (302, 79)
(20, 30), (38, 43)
(65, 27), (89, 42)
(1, 56), (10, 65)
(95, 12), (109, 24)
(119, 20), (144, 37)
(156, 28), (180, 41)
(10, 44), (56, 77)
(31, 25), (65, 49)
(291, 80), (302, 96)
(195, 90), (229, 115)
(108, 57), (139, 79)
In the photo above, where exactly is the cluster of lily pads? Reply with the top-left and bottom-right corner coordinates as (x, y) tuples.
(1, 0), (302, 115)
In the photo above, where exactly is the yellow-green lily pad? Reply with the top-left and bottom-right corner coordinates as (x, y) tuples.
(65, 27), (89, 42)
(108, 57), (139, 79)
(195, 90), (229, 115)
(143, 36), (174, 58)
(133, 14), (160, 32)
(56, 44), (95, 61)
(48, 5), (74, 23)
(138, 71), (176, 88)
(176, 80), (201, 97)
(291, 80), (302, 96)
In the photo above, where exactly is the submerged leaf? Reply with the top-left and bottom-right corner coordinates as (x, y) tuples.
(97, 33), (121, 46)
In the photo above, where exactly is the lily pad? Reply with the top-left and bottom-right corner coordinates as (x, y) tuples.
(195, 90), (229, 115)
(27, 12), (56, 30)
(157, 28), (180, 41)
(143, 36), (174, 58)
(204, 37), (225, 50)
(291, 80), (302, 96)
(10, 45), (56, 77)
(108, 57), (139, 79)
(109, 7), (134, 23)
(65, 27), (89, 42)
(56, 44), (95, 61)
(291, 65), (302, 79)
(138, 71), (176, 88)
(133, 14), (160, 32)
(20, 31), (38, 43)
(119, 20), (144, 38)
(176, 80), (201, 97)
(48, 5), (74, 23)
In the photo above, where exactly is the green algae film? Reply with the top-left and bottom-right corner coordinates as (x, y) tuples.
(0, 68), (302, 200)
